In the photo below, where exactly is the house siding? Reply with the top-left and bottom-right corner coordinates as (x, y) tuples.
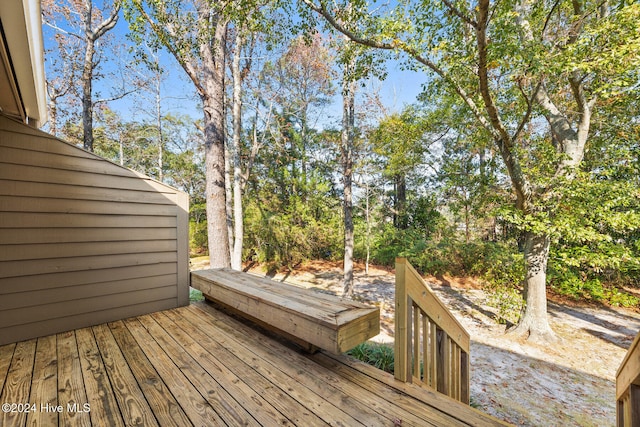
(0, 115), (189, 345)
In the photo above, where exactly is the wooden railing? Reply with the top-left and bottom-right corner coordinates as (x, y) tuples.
(394, 258), (470, 403)
(617, 330), (640, 426)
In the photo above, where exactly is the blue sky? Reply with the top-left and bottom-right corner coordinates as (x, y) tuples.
(42, 2), (429, 131)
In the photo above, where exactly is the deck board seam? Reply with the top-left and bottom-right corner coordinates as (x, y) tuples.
(183, 304), (363, 426)
(188, 303), (387, 426)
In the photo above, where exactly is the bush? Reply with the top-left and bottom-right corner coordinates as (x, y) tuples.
(347, 342), (395, 374)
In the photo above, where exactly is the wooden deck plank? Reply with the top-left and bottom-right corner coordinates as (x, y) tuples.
(184, 303), (369, 427)
(92, 323), (159, 427)
(26, 335), (58, 427)
(75, 327), (125, 427)
(56, 331), (91, 427)
(0, 342), (16, 392)
(210, 312), (441, 426)
(122, 317), (226, 426)
(0, 339), (36, 427)
(135, 313), (257, 426)
(191, 302), (436, 426)
(162, 307), (329, 427)
(107, 320), (192, 426)
(0, 302), (507, 427)
(315, 351), (510, 427)
(151, 310), (294, 426)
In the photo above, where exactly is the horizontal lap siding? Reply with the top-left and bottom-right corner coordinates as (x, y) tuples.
(0, 115), (189, 345)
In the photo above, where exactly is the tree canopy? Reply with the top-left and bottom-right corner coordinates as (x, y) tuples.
(42, 0), (640, 339)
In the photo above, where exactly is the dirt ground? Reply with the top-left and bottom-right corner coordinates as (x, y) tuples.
(192, 258), (640, 426)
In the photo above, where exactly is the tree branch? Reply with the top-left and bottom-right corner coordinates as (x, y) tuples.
(92, 1), (121, 41)
(441, 0), (478, 29)
(302, 0), (497, 137)
(131, 0), (205, 97)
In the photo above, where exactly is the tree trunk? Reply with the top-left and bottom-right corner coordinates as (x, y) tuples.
(230, 30), (244, 271)
(509, 231), (556, 342)
(48, 98), (58, 136)
(341, 67), (356, 297)
(155, 75), (164, 182)
(224, 134), (234, 259)
(394, 174), (407, 229)
(82, 38), (95, 151)
(204, 91), (230, 268)
(365, 183), (371, 276)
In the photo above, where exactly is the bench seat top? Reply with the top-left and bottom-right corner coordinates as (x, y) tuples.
(191, 268), (380, 353)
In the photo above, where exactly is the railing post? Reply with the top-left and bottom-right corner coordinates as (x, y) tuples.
(394, 257), (410, 382)
(617, 330), (640, 426)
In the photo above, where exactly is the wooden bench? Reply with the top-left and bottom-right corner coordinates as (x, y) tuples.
(190, 269), (380, 354)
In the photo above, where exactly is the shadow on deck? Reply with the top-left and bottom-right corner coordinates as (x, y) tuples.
(0, 301), (508, 426)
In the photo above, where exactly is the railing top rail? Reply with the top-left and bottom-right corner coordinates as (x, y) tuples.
(396, 257), (470, 352)
(616, 329), (640, 400)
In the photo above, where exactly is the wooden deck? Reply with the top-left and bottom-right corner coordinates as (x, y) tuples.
(0, 302), (508, 426)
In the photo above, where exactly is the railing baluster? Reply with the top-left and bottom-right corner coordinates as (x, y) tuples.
(413, 304), (421, 380)
(394, 258), (470, 404)
(430, 319), (437, 389)
(422, 313), (428, 385)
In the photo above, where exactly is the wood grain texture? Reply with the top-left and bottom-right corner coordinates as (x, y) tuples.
(0, 301), (507, 427)
(0, 340), (36, 427)
(108, 320), (191, 426)
(56, 331), (91, 427)
(75, 328), (125, 427)
(92, 323), (159, 427)
(191, 268), (380, 353)
(26, 335), (57, 427)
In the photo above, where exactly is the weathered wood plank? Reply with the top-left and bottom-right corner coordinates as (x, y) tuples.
(182, 305), (344, 426)
(152, 310), (294, 426)
(617, 330), (640, 400)
(162, 308), (325, 426)
(0, 342), (16, 392)
(192, 269), (379, 353)
(188, 303), (372, 426)
(107, 320), (191, 426)
(56, 331), (91, 427)
(92, 324), (159, 427)
(122, 317), (226, 426)
(194, 302), (439, 426)
(402, 259), (469, 351)
(26, 335), (58, 427)
(0, 340), (36, 427)
(136, 314), (256, 425)
(75, 328), (125, 427)
(316, 351), (511, 427)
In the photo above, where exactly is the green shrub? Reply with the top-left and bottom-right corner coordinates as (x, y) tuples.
(347, 342), (395, 374)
